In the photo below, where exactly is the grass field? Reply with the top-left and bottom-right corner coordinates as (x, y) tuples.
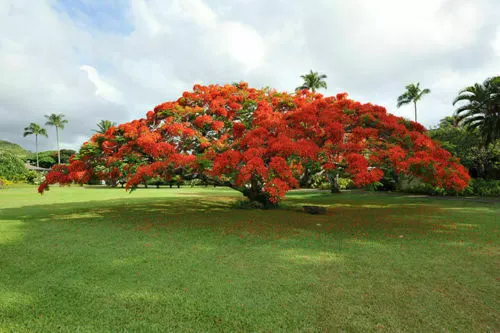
(0, 186), (498, 332)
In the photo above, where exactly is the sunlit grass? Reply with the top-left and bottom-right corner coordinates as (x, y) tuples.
(0, 186), (498, 332)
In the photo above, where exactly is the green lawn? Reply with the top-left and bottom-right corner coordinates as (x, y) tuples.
(0, 186), (498, 332)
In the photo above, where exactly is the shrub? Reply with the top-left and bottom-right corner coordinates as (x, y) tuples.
(0, 150), (27, 181)
(402, 178), (500, 197)
(338, 177), (353, 190)
(311, 174), (353, 191)
(0, 177), (13, 189)
(189, 179), (202, 187)
(403, 183), (447, 196)
(365, 181), (384, 192)
(25, 170), (45, 185)
(377, 170), (398, 191)
(465, 179), (500, 197)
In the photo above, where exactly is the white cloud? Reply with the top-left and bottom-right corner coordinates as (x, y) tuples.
(80, 65), (123, 104)
(0, 0), (499, 153)
(167, 0), (266, 71)
(130, 0), (164, 35)
(170, 0), (217, 28)
(492, 26), (500, 56)
(211, 21), (266, 71)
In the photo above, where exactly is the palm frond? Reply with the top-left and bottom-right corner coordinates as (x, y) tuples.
(396, 92), (412, 107)
(297, 70), (328, 92)
(397, 82), (430, 108)
(453, 77), (500, 146)
(453, 94), (476, 105)
(454, 104), (477, 115)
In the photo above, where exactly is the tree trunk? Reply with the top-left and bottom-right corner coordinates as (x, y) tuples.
(330, 173), (340, 193)
(299, 168), (310, 188)
(56, 127), (61, 164)
(478, 163), (486, 178)
(241, 176), (276, 208)
(414, 101), (417, 123)
(35, 134), (39, 168)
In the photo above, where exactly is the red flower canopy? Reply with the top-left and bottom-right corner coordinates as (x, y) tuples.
(39, 83), (470, 204)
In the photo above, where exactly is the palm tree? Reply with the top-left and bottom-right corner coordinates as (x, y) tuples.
(453, 76), (500, 146)
(296, 70), (328, 93)
(93, 120), (117, 134)
(23, 123), (48, 168)
(45, 113), (68, 164)
(396, 83), (431, 122)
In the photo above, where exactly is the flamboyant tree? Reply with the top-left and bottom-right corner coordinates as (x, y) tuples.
(39, 83), (470, 205)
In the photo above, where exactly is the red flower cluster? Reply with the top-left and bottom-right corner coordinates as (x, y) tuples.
(39, 83), (470, 204)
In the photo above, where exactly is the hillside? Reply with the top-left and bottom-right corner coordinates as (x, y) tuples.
(0, 140), (32, 160)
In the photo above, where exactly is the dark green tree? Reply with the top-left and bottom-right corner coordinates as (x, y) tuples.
(35, 149), (76, 169)
(45, 113), (68, 164)
(396, 82), (431, 122)
(453, 76), (500, 146)
(23, 123), (48, 167)
(93, 120), (117, 134)
(429, 116), (499, 178)
(296, 70), (328, 93)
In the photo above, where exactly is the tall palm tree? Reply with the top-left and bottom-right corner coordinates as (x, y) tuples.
(23, 123), (48, 168)
(453, 76), (500, 146)
(396, 82), (431, 122)
(93, 120), (117, 134)
(296, 70), (328, 93)
(45, 113), (68, 164)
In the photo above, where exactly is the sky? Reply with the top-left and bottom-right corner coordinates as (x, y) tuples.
(1, 0), (499, 152)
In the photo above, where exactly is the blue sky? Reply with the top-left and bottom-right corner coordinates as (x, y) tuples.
(54, 0), (133, 35)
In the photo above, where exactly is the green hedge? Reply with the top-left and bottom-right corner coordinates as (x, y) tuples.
(403, 178), (500, 197)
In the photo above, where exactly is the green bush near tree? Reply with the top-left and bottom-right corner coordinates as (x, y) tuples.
(25, 170), (46, 185)
(0, 150), (27, 181)
(311, 173), (353, 191)
(463, 179), (500, 197)
(404, 114), (500, 197)
(401, 178), (500, 197)
(428, 117), (499, 179)
(28, 149), (76, 169)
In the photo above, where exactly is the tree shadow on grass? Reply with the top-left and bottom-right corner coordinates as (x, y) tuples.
(1, 191), (497, 245)
(0, 193), (498, 332)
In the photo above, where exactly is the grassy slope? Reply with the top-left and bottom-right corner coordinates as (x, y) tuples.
(0, 186), (498, 332)
(0, 140), (31, 160)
